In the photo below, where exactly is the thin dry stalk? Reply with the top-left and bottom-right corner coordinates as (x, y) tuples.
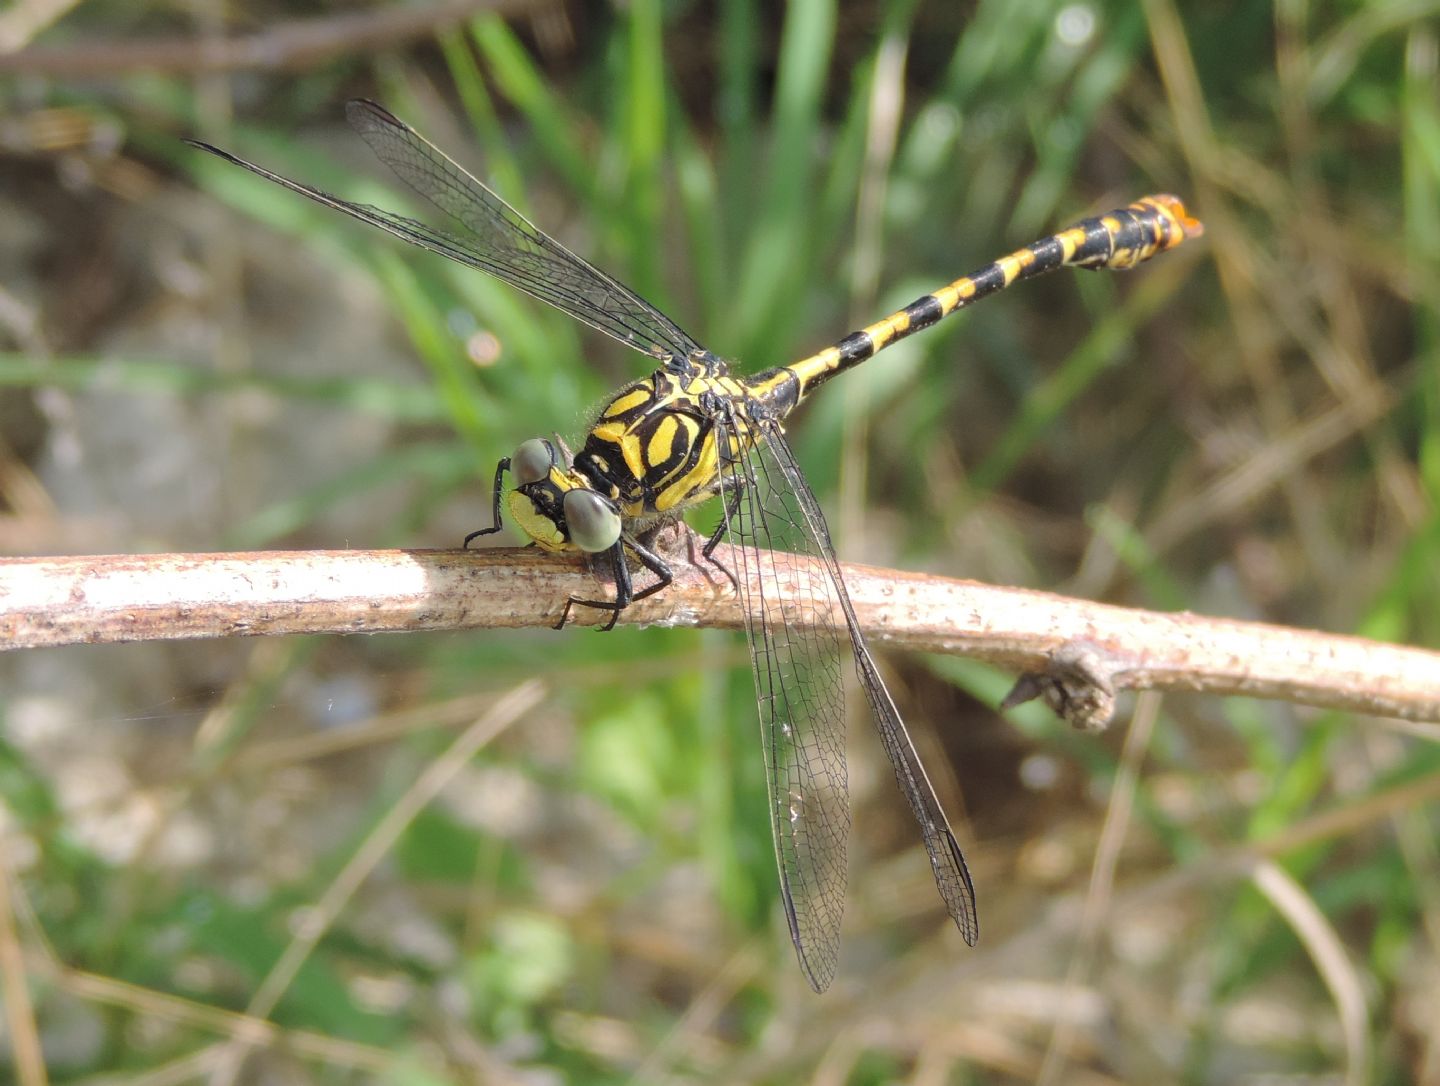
(0, 0), (535, 75)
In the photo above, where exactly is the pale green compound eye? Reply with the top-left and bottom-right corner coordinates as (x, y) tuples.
(511, 438), (556, 485)
(562, 490), (621, 553)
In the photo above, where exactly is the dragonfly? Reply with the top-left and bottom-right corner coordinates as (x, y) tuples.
(187, 99), (1202, 992)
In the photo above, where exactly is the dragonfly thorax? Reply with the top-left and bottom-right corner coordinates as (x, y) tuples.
(569, 368), (761, 523)
(504, 437), (620, 555)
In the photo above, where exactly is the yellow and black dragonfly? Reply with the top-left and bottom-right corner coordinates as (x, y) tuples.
(188, 100), (1201, 992)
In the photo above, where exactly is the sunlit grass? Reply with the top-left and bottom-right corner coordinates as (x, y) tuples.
(2, 0), (1438, 1082)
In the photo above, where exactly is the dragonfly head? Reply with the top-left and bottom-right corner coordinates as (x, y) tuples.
(505, 437), (622, 555)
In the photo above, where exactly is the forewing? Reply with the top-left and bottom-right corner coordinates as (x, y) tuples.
(725, 422), (979, 979)
(187, 100), (705, 366)
(718, 425), (850, 993)
(345, 101), (704, 364)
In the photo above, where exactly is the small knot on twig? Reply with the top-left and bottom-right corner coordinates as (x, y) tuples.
(1001, 639), (1121, 731)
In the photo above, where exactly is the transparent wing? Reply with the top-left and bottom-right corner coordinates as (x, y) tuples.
(186, 99), (705, 366)
(717, 423), (851, 993)
(719, 419), (978, 991)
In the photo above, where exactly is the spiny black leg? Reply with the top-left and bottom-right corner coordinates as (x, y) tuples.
(701, 485), (745, 594)
(555, 535), (674, 631)
(463, 457), (511, 548)
(623, 534), (675, 605)
(692, 406), (746, 594)
(556, 539), (633, 631)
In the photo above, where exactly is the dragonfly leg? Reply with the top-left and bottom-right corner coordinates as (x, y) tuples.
(688, 400), (747, 594)
(555, 534), (673, 632)
(699, 486), (745, 594)
(462, 457), (511, 548)
(625, 534), (676, 605)
(555, 540), (628, 631)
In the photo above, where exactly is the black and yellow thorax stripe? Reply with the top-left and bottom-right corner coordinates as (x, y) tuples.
(575, 366), (759, 519)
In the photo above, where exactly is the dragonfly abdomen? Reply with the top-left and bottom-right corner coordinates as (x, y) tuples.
(756, 194), (1201, 405)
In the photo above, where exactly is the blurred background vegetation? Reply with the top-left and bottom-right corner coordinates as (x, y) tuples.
(2, 0), (1439, 1082)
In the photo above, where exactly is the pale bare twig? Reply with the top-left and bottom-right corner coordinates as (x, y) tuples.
(731, 765), (1440, 1077)
(1036, 691), (1161, 1086)
(0, 0), (537, 75)
(1249, 861), (1369, 1086)
(33, 963), (401, 1074)
(0, 842), (46, 1086)
(207, 680), (543, 1086)
(0, 0), (83, 54)
(2, 545), (1438, 724)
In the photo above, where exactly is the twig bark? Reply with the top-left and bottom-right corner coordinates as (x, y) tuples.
(2, 546), (1437, 725)
(0, 0), (537, 75)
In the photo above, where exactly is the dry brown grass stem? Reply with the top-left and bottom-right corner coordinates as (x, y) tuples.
(0, 0), (533, 75)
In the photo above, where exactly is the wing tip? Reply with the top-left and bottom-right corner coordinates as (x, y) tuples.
(945, 830), (980, 946)
(182, 140), (258, 176)
(345, 97), (404, 132)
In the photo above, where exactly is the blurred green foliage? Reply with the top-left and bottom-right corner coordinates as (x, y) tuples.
(2, 0), (1439, 1082)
